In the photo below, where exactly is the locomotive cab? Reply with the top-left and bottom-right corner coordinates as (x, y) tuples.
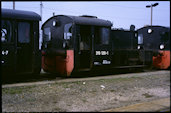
(1, 9), (41, 77)
(137, 26), (170, 69)
(41, 15), (112, 76)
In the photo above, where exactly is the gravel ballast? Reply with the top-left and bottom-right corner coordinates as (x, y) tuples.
(2, 70), (170, 112)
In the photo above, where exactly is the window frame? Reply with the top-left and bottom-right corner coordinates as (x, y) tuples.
(94, 26), (110, 45)
(17, 21), (31, 43)
(1, 19), (13, 43)
(63, 23), (73, 49)
(43, 27), (51, 42)
(138, 34), (143, 45)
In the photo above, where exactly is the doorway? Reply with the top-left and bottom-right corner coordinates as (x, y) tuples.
(79, 25), (92, 69)
(16, 21), (33, 73)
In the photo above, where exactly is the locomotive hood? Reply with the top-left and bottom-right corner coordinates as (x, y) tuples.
(41, 15), (112, 29)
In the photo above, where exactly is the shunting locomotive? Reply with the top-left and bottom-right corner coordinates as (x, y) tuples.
(1, 9), (42, 76)
(137, 26), (170, 69)
(41, 15), (153, 76)
(111, 28), (153, 69)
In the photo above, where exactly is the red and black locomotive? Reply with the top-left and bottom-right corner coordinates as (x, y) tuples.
(41, 15), (153, 77)
(137, 26), (170, 69)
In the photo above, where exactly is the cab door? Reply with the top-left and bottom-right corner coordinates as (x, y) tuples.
(93, 27), (112, 67)
(16, 21), (33, 73)
(76, 25), (93, 70)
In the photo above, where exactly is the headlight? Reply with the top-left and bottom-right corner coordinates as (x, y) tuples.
(148, 29), (153, 34)
(160, 44), (164, 49)
(53, 21), (56, 26)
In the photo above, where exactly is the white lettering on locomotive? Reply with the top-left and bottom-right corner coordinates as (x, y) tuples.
(102, 60), (111, 64)
(2, 50), (8, 55)
(94, 62), (101, 65)
(96, 51), (101, 55)
(96, 51), (109, 55)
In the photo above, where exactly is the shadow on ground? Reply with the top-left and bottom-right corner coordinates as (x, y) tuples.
(2, 67), (159, 84)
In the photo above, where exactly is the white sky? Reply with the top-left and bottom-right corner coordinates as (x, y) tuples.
(1, 1), (170, 30)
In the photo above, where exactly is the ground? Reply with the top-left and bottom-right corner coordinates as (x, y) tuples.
(2, 70), (170, 112)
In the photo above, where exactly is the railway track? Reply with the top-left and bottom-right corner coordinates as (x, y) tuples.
(2, 70), (60, 85)
(2, 69), (169, 88)
(2, 68), (151, 85)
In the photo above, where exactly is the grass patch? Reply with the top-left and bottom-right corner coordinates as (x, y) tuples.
(98, 76), (142, 83)
(52, 107), (63, 111)
(2, 86), (36, 94)
(142, 93), (153, 98)
(54, 81), (83, 87)
(2, 76), (142, 95)
(82, 98), (88, 103)
(110, 89), (116, 92)
(62, 83), (70, 89)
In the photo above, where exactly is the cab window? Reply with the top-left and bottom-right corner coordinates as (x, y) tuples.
(63, 23), (72, 49)
(1, 20), (12, 43)
(64, 23), (72, 40)
(18, 22), (30, 43)
(43, 27), (51, 42)
(160, 31), (169, 42)
(138, 34), (143, 44)
(101, 27), (110, 45)
(95, 27), (110, 45)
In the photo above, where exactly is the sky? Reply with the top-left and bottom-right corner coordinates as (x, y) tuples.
(1, 1), (170, 30)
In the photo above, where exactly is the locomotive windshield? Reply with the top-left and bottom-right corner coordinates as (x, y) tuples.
(138, 34), (143, 44)
(1, 20), (12, 43)
(42, 27), (51, 49)
(63, 23), (72, 49)
(43, 27), (51, 42)
(64, 23), (72, 40)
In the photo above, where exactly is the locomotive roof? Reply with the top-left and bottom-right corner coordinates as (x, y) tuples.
(42, 15), (112, 28)
(137, 25), (170, 31)
(1, 8), (41, 21)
